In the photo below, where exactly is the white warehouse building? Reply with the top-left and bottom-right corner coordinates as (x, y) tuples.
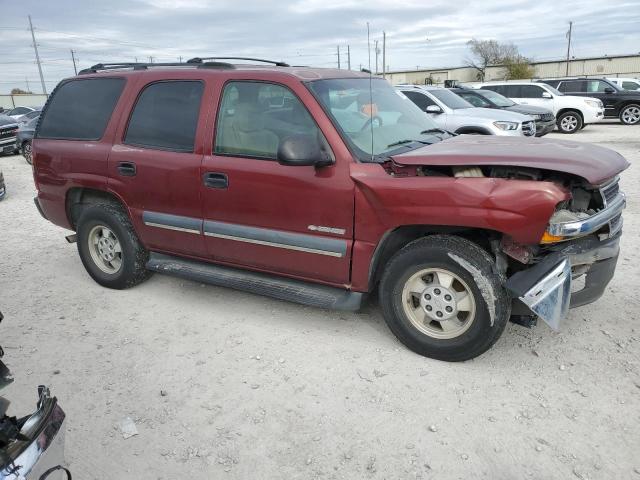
(385, 53), (640, 86)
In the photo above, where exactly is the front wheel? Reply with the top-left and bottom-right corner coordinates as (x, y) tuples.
(557, 111), (583, 133)
(619, 104), (640, 125)
(76, 204), (152, 289)
(379, 235), (510, 361)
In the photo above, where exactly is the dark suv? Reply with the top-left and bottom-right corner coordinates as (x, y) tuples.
(31, 59), (628, 361)
(537, 78), (640, 125)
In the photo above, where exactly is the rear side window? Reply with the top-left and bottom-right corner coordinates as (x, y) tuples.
(559, 81), (585, 93)
(125, 81), (203, 152)
(503, 85), (522, 97)
(37, 78), (125, 140)
(520, 85), (545, 98)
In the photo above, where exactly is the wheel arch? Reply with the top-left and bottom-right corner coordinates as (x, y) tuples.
(557, 107), (584, 122)
(66, 187), (130, 230)
(367, 225), (503, 292)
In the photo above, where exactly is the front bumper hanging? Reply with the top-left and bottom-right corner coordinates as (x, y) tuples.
(506, 234), (620, 330)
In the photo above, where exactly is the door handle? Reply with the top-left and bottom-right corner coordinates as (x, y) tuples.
(117, 161), (136, 177)
(203, 172), (228, 189)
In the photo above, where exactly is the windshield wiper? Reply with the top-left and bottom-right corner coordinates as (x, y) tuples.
(386, 139), (414, 148)
(420, 128), (451, 135)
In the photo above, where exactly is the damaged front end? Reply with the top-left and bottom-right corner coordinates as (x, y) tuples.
(504, 176), (625, 329)
(1, 312), (68, 480)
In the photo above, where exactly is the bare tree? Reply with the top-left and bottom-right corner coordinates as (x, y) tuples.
(465, 39), (519, 81)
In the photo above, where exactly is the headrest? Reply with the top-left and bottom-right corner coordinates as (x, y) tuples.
(233, 103), (265, 133)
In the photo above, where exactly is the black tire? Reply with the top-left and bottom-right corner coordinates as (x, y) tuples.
(556, 110), (583, 133)
(22, 141), (32, 165)
(619, 104), (640, 125)
(76, 204), (152, 289)
(379, 235), (510, 362)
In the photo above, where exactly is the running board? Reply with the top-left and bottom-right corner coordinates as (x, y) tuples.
(146, 253), (363, 312)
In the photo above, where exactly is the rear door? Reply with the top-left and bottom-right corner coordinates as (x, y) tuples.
(108, 78), (208, 257)
(199, 79), (354, 285)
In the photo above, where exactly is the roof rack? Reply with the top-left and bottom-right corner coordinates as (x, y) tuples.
(187, 57), (290, 67)
(78, 61), (235, 75)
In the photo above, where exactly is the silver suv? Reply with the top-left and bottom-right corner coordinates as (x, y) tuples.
(397, 85), (536, 136)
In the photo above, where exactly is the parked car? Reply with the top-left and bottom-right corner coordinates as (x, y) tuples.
(448, 87), (556, 136)
(0, 171), (5, 200)
(606, 77), (640, 91)
(32, 59), (628, 361)
(0, 311), (69, 479)
(16, 107), (42, 124)
(477, 81), (604, 133)
(16, 117), (38, 164)
(0, 115), (19, 156)
(4, 106), (39, 121)
(398, 85), (537, 136)
(536, 77), (640, 125)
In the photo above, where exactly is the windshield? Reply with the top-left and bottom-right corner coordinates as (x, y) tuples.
(429, 89), (474, 109)
(545, 84), (563, 96)
(476, 89), (515, 107)
(307, 78), (446, 161)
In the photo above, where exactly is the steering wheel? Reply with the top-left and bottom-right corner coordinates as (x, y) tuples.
(359, 115), (383, 132)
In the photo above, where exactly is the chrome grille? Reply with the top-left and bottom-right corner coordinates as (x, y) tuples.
(601, 181), (619, 205)
(522, 120), (536, 136)
(539, 113), (555, 121)
(0, 126), (18, 140)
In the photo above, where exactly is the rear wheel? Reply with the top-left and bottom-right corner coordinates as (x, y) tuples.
(619, 104), (640, 125)
(379, 235), (510, 361)
(557, 111), (583, 133)
(76, 204), (152, 289)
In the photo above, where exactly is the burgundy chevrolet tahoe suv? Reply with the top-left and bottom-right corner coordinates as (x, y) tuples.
(32, 58), (628, 361)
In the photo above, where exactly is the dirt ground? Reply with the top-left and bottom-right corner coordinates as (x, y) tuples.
(1, 122), (639, 480)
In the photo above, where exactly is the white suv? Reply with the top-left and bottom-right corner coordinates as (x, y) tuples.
(606, 77), (640, 91)
(476, 82), (604, 133)
(398, 85), (536, 137)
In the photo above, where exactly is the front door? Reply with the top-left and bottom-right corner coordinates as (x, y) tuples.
(200, 80), (354, 285)
(585, 80), (619, 116)
(108, 79), (208, 258)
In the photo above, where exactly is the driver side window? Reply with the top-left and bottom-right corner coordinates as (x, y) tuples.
(214, 81), (321, 160)
(403, 91), (436, 110)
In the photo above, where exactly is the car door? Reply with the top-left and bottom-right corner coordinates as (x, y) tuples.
(199, 79), (354, 285)
(514, 85), (548, 110)
(107, 78), (208, 258)
(585, 80), (619, 116)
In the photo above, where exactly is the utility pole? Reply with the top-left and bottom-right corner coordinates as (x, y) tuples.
(70, 49), (78, 75)
(135, 56), (139, 63)
(382, 31), (386, 78)
(565, 21), (573, 77)
(336, 45), (341, 69)
(148, 56), (154, 63)
(374, 40), (379, 74)
(28, 15), (47, 94)
(347, 45), (351, 70)
(178, 56), (183, 63)
(25, 77), (31, 93)
(367, 23), (371, 71)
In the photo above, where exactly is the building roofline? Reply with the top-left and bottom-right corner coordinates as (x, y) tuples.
(386, 53), (640, 75)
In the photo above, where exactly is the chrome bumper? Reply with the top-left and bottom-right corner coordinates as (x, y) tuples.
(1, 387), (67, 480)
(547, 193), (625, 238)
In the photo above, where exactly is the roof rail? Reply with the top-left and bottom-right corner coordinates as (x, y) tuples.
(78, 61), (235, 75)
(187, 57), (290, 67)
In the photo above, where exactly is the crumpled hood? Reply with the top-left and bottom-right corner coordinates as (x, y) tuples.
(392, 134), (629, 185)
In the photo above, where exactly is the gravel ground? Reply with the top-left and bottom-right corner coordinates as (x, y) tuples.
(1, 122), (639, 480)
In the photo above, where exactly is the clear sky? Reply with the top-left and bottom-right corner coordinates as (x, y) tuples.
(1, 0), (639, 94)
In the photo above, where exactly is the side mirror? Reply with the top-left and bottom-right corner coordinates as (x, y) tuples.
(425, 105), (443, 114)
(541, 91), (553, 99)
(604, 87), (615, 94)
(277, 134), (333, 168)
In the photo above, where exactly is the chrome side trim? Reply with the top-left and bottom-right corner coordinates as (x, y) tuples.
(142, 211), (202, 235)
(204, 220), (347, 258)
(143, 221), (201, 235)
(547, 193), (626, 237)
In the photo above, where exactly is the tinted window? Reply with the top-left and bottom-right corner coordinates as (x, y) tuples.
(125, 81), (203, 152)
(10, 107), (30, 115)
(429, 89), (473, 109)
(586, 80), (611, 92)
(559, 81), (585, 93)
(622, 81), (640, 90)
(38, 78), (124, 140)
(520, 85), (545, 98)
(215, 81), (320, 159)
(403, 90), (436, 110)
(503, 85), (522, 97)
(481, 85), (505, 95)
(24, 111), (40, 120)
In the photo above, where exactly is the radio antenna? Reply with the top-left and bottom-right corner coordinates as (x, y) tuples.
(367, 22), (374, 162)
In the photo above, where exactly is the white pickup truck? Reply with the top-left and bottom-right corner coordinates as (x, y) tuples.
(476, 82), (604, 134)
